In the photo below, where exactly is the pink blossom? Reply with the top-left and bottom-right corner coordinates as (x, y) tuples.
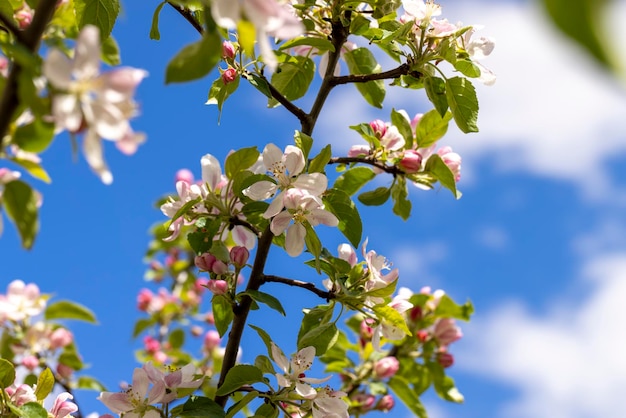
(143, 363), (204, 403)
(437, 146), (461, 181)
(21, 355), (39, 371)
(50, 328), (74, 349)
(203, 330), (221, 351)
(206, 279), (228, 295)
(230, 246), (249, 267)
(195, 253), (217, 272)
(98, 367), (165, 418)
(0, 280), (46, 322)
(222, 41), (236, 59)
(8, 384), (36, 406)
(398, 149), (423, 173)
(369, 119), (387, 138)
(373, 356), (399, 379)
(433, 318), (462, 347)
(347, 144), (371, 158)
(14, 4), (33, 29)
(175, 169), (194, 185)
(143, 336), (161, 354)
(376, 394), (395, 412)
(337, 243), (357, 267)
(136, 289), (153, 312)
(222, 68), (237, 84)
(437, 350), (454, 368)
(353, 393), (375, 411)
(50, 392), (78, 418)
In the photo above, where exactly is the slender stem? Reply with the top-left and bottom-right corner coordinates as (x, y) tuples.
(0, 0), (58, 153)
(329, 63), (410, 86)
(167, 1), (203, 34)
(262, 274), (335, 300)
(256, 73), (308, 123)
(329, 156), (404, 176)
(215, 225), (274, 407)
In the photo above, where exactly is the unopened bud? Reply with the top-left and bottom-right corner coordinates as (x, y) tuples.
(376, 394), (395, 412)
(21, 355), (38, 371)
(373, 356), (399, 379)
(437, 351), (454, 368)
(175, 169), (194, 185)
(204, 330), (221, 351)
(195, 253), (217, 272)
(206, 279), (228, 295)
(369, 119), (387, 138)
(222, 68), (237, 85)
(230, 246), (249, 267)
(398, 149), (423, 174)
(222, 41), (236, 59)
(49, 328), (74, 349)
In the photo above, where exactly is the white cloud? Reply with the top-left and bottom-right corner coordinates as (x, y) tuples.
(390, 241), (448, 286)
(317, 0), (626, 197)
(459, 252), (626, 418)
(473, 225), (509, 250)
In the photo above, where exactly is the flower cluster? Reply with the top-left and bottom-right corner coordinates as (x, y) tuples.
(43, 25), (148, 184)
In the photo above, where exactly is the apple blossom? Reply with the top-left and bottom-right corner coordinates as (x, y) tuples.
(99, 367), (166, 418)
(373, 356), (400, 379)
(362, 239), (399, 305)
(7, 384), (36, 406)
(265, 188), (338, 257)
(43, 25), (147, 184)
(222, 41), (236, 59)
(50, 392), (78, 418)
(229, 246), (249, 267)
(271, 343), (331, 399)
(221, 68), (237, 84)
(432, 317), (463, 347)
(376, 394), (395, 412)
(210, 0), (304, 70)
(175, 169), (194, 185)
(462, 27), (497, 85)
(0, 280), (46, 322)
(206, 279), (229, 295)
(398, 149), (423, 174)
(142, 363), (204, 403)
(337, 243), (357, 267)
(311, 387), (349, 418)
(204, 330), (221, 351)
(437, 146), (462, 181)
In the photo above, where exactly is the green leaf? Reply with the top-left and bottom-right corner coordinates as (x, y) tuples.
(542, 0), (616, 72)
(13, 119), (54, 153)
(297, 323), (338, 356)
(212, 295), (234, 337)
(59, 351), (84, 371)
(74, 0), (120, 40)
(34, 368), (54, 400)
(391, 178), (411, 220)
(169, 328), (185, 349)
(206, 75), (240, 122)
(150, 1), (167, 40)
(391, 108), (414, 148)
(372, 304), (411, 336)
(253, 355), (275, 375)
(424, 76), (449, 118)
(176, 396), (225, 418)
(243, 290), (286, 316)
(297, 305), (334, 345)
(323, 188), (362, 248)
(424, 154), (458, 198)
(415, 109), (453, 148)
(454, 59), (481, 78)
(268, 55), (315, 107)
(225, 390), (259, 418)
(252, 403), (278, 418)
(3, 180), (38, 249)
(279, 37), (335, 52)
(76, 375), (107, 391)
(445, 77), (479, 133)
(246, 73), (272, 99)
(45, 300), (98, 323)
(187, 217), (222, 255)
(248, 324), (275, 358)
(428, 362), (464, 403)
(294, 131), (313, 160)
(225, 147), (259, 179)
(308, 144), (331, 173)
(11, 158), (51, 184)
(0, 358), (16, 388)
(388, 376), (428, 418)
(433, 295), (474, 321)
(101, 35), (120, 66)
(344, 48), (385, 108)
(333, 167), (376, 196)
(132, 318), (155, 338)
(166, 32), (222, 84)
(19, 402), (48, 418)
(358, 186), (390, 206)
(215, 365), (264, 396)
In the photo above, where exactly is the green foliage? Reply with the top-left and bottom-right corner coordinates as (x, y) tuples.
(424, 76), (449, 118)
(358, 186), (391, 206)
(424, 154), (459, 199)
(173, 396), (226, 418)
(45, 300), (98, 323)
(74, 0), (120, 39)
(166, 32), (222, 83)
(268, 54), (315, 107)
(445, 77), (479, 133)
(19, 402), (48, 418)
(344, 48), (385, 108)
(0, 358), (16, 388)
(225, 147), (260, 179)
(309, 144), (332, 173)
(212, 295), (234, 337)
(415, 109), (453, 148)
(242, 290), (286, 316)
(323, 188), (362, 248)
(333, 166), (376, 196)
(207, 74), (241, 121)
(388, 376), (428, 418)
(150, 1), (168, 41)
(13, 120), (55, 154)
(3, 180), (39, 249)
(33, 368), (54, 400)
(215, 365), (265, 396)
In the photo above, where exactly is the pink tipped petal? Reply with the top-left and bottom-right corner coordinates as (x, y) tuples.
(269, 210), (292, 235)
(98, 392), (134, 413)
(201, 154), (222, 191)
(232, 225), (256, 249)
(309, 209), (338, 227)
(244, 180), (277, 200)
(115, 129), (146, 155)
(285, 223), (306, 257)
(283, 145), (305, 176)
(101, 68), (148, 102)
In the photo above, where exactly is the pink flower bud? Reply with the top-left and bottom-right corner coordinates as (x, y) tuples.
(21, 355), (39, 371)
(222, 41), (236, 59)
(204, 330), (221, 351)
(205, 312), (215, 324)
(143, 335), (161, 353)
(230, 246), (249, 267)
(369, 119), (387, 138)
(360, 319), (375, 340)
(437, 146), (461, 181)
(153, 351), (168, 363)
(409, 306), (423, 322)
(9, 384), (36, 406)
(175, 169), (194, 185)
(56, 363), (74, 379)
(137, 289), (153, 311)
(416, 329), (429, 342)
(376, 394), (395, 412)
(437, 351), (454, 368)
(398, 149), (423, 174)
(212, 260), (229, 275)
(194, 278), (209, 293)
(195, 253), (217, 271)
(14, 6), (33, 29)
(206, 279), (228, 295)
(433, 318), (462, 347)
(49, 328), (73, 349)
(373, 356), (399, 379)
(353, 393), (376, 411)
(347, 145), (371, 158)
(222, 68), (237, 85)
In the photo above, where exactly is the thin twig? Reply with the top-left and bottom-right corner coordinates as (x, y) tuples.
(329, 156), (404, 176)
(329, 63), (411, 86)
(263, 274), (335, 300)
(167, 2), (203, 35)
(256, 73), (308, 123)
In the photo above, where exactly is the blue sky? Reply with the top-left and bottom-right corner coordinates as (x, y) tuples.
(3, 0), (626, 417)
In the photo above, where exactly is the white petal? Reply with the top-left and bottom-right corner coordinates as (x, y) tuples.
(44, 49), (73, 90)
(295, 382), (316, 399)
(293, 173), (327, 196)
(89, 100), (129, 140)
(82, 129), (112, 184)
(285, 223), (305, 256)
(244, 180), (277, 200)
(283, 145), (305, 176)
(269, 210), (292, 235)
(201, 154), (222, 191)
(263, 191), (285, 218)
(308, 209), (338, 227)
(232, 225), (257, 249)
(74, 25), (101, 80)
(52, 94), (82, 132)
(262, 143), (283, 170)
(270, 343), (289, 372)
(211, 0), (240, 29)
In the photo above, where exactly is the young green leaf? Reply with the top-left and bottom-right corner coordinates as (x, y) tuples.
(424, 76), (449, 118)
(415, 109), (453, 149)
(225, 147), (260, 179)
(150, 1), (167, 40)
(358, 187), (390, 206)
(3, 180), (39, 249)
(212, 295), (234, 337)
(297, 323), (338, 356)
(344, 48), (385, 108)
(176, 396), (226, 418)
(333, 166), (376, 196)
(74, 0), (120, 39)
(45, 301), (98, 323)
(391, 108), (414, 148)
(166, 32), (221, 84)
(268, 55), (315, 107)
(388, 376), (428, 418)
(445, 77), (479, 133)
(308, 144), (331, 173)
(243, 290), (286, 316)
(215, 365), (264, 396)
(0, 358), (16, 388)
(323, 188), (362, 248)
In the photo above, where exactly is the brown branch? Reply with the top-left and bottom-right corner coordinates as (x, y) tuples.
(215, 225), (274, 407)
(256, 73), (308, 123)
(329, 63), (410, 86)
(0, 0), (58, 153)
(167, 2), (203, 35)
(262, 274), (335, 300)
(229, 216), (261, 237)
(329, 156), (404, 176)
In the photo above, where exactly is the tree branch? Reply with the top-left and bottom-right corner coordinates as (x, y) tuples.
(167, 2), (204, 35)
(0, 0), (58, 153)
(329, 156), (404, 176)
(262, 274), (335, 300)
(215, 225), (274, 407)
(329, 63), (411, 86)
(254, 73), (308, 124)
